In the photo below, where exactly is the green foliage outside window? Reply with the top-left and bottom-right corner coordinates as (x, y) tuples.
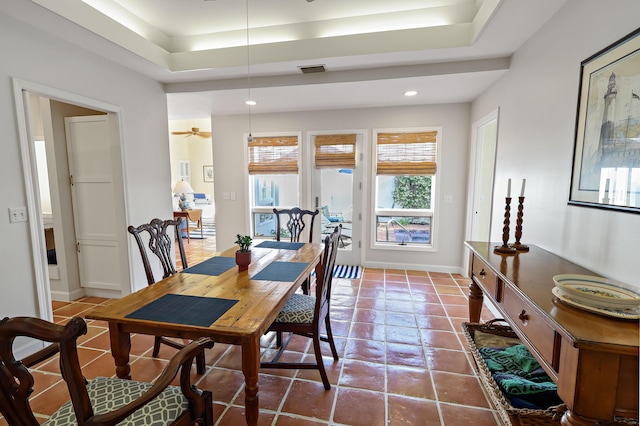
(392, 176), (431, 209)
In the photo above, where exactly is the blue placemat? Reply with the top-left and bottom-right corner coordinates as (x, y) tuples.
(256, 241), (305, 250)
(182, 256), (236, 275)
(251, 261), (310, 282)
(126, 294), (238, 327)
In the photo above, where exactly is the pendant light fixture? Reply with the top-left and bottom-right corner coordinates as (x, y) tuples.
(245, 0), (254, 142)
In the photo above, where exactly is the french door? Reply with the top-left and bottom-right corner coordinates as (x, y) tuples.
(311, 132), (363, 266)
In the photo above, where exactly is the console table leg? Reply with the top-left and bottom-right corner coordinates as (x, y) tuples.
(468, 280), (483, 323)
(561, 410), (601, 426)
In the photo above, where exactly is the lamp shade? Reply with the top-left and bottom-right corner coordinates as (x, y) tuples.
(172, 179), (195, 194)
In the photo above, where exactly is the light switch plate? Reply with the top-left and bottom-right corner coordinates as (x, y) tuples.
(9, 207), (27, 223)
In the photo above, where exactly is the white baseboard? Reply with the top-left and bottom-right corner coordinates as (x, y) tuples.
(50, 287), (85, 302)
(363, 261), (464, 275)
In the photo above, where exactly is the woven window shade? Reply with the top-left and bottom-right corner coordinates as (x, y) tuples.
(376, 131), (437, 175)
(248, 136), (299, 174)
(314, 134), (356, 168)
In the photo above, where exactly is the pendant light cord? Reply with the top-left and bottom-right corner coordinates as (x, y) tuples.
(246, 0), (252, 139)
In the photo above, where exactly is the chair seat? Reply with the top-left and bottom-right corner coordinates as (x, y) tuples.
(275, 293), (316, 324)
(44, 377), (188, 426)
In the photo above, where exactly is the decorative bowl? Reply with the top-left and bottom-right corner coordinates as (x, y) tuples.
(552, 274), (640, 309)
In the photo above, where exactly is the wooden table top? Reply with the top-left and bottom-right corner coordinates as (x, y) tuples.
(86, 242), (324, 343)
(466, 241), (639, 352)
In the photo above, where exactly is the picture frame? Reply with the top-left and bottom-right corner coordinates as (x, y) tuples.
(569, 28), (640, 213)
(203, 165), (214, 182)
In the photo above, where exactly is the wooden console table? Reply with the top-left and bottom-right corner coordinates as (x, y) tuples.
(466, 241), (638, 425)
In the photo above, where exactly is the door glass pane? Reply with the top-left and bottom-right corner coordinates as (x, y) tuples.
(320, 168), (353, 249)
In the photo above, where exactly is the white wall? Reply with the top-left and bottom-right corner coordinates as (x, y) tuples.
(0, 10), (174, 318)
(212, 103), (471, 272)
(472, 0), (640, 287)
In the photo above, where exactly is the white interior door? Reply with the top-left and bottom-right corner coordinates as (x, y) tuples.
(311, 132), (363, 266)
(469, 111), (498, 242)
(65, 115), (123, 291)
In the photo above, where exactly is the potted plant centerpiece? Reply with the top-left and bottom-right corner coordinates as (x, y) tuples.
(235, 234), (253, 271)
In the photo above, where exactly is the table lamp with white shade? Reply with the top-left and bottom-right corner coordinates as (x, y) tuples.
(173, 179), (195, 211)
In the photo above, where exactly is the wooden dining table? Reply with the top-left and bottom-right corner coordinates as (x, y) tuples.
(85, 240), (324, 425)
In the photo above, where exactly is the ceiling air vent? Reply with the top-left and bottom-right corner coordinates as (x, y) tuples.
(298, 65), (326, 74)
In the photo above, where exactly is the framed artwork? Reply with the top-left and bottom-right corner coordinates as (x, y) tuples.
(569, 28), (640, 213)
(203, 165), (214, 182)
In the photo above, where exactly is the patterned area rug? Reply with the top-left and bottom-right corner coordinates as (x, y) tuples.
(313, 265), (362, 279)
(187, 217), (216, 239)
(333, 265), (361, 279)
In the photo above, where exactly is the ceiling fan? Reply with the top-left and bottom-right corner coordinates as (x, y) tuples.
(171, 127), (212, 138)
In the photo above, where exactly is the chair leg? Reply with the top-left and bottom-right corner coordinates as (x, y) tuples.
(302, 277), (310, 295)
(191, 390), (214, 426)
(153, 336), (162, 357)
(324, 316), (339, 360)
(313, 334), (331, 390)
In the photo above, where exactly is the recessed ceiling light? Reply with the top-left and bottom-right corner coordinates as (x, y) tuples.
(404, 90), (418, 97)
(245, 100), (257, 106)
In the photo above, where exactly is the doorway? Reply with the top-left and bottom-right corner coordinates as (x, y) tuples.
(465, 109), (499, 272)
(311, 131), (364, 266)
(14, 79), (130, 321)
(168, 119), (215, 249)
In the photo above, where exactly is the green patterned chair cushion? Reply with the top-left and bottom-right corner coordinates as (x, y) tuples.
(275, 293), (316, 324)
(43, 376), (188, 426)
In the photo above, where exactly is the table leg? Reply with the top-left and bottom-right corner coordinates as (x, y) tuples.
(109, 323), (132, 380)
(561, 410), (602, 425)
(242, 336), (260, 425)
(468, 280), (484, 323)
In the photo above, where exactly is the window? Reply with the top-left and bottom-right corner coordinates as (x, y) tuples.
(374, 129), (439, 247)
(248, 135), (300, 238)
(179, 160), (191, 183)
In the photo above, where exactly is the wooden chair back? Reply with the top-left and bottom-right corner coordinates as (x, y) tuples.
(273, 207), (320, 243)
(260, 224), (342, 389)
(127, 218), (206, 374)
(128, 218), (187, 285)
(0, 316), (214, 425)
(315, 224), (342, 321)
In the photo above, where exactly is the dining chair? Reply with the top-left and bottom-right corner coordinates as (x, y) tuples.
(128, 218), (207, 374)
(260, 224), (342, 390)
(273, 207), (320, 243)
(0, 316), (214, 425)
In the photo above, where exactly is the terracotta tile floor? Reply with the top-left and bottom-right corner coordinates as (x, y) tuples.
(3, 238), (503, 426)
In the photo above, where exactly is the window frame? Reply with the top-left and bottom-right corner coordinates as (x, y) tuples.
(246, 132), (303, 239)
(371, 127), (441, 252)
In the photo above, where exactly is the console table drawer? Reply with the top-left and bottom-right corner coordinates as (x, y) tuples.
(502, 285), (556, 368)
(471, 257), (498, 299)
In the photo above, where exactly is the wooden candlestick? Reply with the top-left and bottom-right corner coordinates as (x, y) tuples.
(494, 197), (516, 254)
(511, 196), (529, 252)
